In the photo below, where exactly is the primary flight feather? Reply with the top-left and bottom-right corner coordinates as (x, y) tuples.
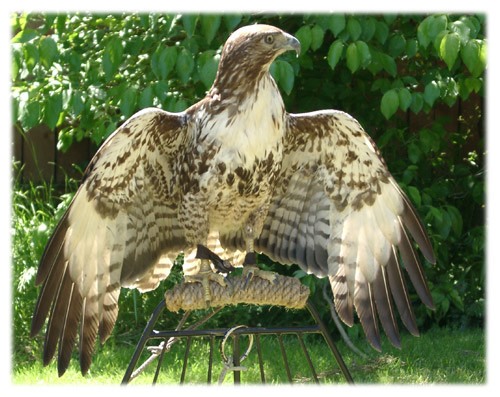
(31, 24), (435, 376)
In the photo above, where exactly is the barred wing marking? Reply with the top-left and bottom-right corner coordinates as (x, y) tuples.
(255, 110), (435, 350)
(31, 108), (187, 376)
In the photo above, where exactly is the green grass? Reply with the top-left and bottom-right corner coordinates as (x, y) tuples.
(12, 326), (485, 385)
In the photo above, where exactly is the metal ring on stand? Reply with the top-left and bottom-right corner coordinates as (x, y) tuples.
(220, 325), (254, 364)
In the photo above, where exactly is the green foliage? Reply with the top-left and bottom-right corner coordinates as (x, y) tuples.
(11, 12), (485, 367)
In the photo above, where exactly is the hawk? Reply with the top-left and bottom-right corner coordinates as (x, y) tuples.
(31, 24), (435, 377)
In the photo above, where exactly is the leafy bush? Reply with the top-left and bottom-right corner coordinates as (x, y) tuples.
(11, 13), (485, 363)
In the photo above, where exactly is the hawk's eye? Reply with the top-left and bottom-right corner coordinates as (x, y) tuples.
(264, 35), (274, 44)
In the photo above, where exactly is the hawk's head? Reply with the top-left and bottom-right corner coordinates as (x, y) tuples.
(224, 24), (301, 63)
(213, 24), (301, 89)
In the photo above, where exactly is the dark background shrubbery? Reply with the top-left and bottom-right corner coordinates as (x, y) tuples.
(11, 13), (485, 363)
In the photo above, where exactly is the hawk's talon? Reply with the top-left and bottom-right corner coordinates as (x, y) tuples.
(242, 265), (277, 290)
(223, 276), (235, 296)
(184, 267), (231, 306)
(243, 272), (253, 291)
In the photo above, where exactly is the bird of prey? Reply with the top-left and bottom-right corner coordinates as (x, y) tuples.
(31, 24), (435, 377)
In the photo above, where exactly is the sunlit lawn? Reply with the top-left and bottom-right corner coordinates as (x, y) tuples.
(13, 326), (484, 385)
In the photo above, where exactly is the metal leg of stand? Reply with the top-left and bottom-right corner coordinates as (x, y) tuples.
(121, 299), (166, 384)
(306, 299), (354, 384)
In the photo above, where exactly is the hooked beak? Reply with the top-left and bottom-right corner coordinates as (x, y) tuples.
(284, 33), (301, 57)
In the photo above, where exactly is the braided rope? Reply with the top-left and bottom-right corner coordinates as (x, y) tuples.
(164, 274), (310, 312)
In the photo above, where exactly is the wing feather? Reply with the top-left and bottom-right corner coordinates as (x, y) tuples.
(387, 246), (419, 336)
(31, 108), (188, 375)
(372, 264), (401, 349)
(252, 110), (435, 349)
(57, 274), (83, 377)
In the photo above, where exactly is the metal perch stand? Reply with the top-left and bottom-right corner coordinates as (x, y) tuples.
(121, 274), (354, 384)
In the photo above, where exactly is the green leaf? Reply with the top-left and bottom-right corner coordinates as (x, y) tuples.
(407, 186), (422, 207)
(119, 87), (136, 118)
(418, 15), (447, 49)
(366, 50), (383, 74)
(12, 46), (22, 80)
(347, 18), (362, 41)
(56, 14), (66, 35)
(12, 28), (38, 43)
(371, 78), (391, 93)
(356, 41), (371, 68)
(102, 37), (123, 81)
(327, 40), (344, 70)
(459, 16), (480, 39)
(274, 60), (295, 95)
(152, 45), (177, 80)
(329, 14), (345, 37)
(440, 32), (460, 70)
(449, 289), (464, 311)
(383, 14), (397, 25)
(45, 93), (63, 130)
(19, 101), (41, 131)
(71, 91), (85, 117)
(417, 16), (432, 48)
(435, 209), (451, 239)
(461, 40), (480, 73)
(154, 80), (169, 102)
(360, 17), (376, 41)
(450, 20), (470, 45)
(198, 51), (219, 89)
(139, 84), (154, 108)
(380, 89), (399, 119)
(419, 127), (440, 153)
(23, 42), (39, 73)
(408, 142), (421, 164)
(446, 205), (463, 237)
(380, 53), (397, 77)
(200, 14), (221, 43)
(310, 25), (324, 51)
(406, 38), (418, 58)
(346, 42), (360, 73)
(471, 41), (486, 78)
(388, 34), (406, 58)
(295, 25), (312, 55)
(443, 78), (458, 107)
(429, 205), (443, 222)
(176, 48), (195, 84)
(410, 92), (424, 114)
(223, 14), (242, 32)
(182, 14), (198, 37)
(464, 77), (482, 94)
(39, 37), (58, 69)
(424, 81), (440, 106)
(375, 20), (389, 44)
(428, 15), (448, 40)
(57, 128), (73, 152)
(398, 88), (412, 111)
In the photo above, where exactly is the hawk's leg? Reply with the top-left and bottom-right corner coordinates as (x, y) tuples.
(242, 224), (277, 289)
(195, 244), (235, 274)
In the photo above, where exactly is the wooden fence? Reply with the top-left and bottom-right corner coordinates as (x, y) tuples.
(12, 93), (483, 185)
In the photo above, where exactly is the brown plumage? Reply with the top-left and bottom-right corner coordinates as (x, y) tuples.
(31, 24), (435, 377)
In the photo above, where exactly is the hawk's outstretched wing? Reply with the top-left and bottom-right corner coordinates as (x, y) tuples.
(31, 108), (188, 376)
(255, 110), (435, 350)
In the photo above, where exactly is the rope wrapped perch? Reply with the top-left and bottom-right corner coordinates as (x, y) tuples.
(164, 274), (310, 312)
